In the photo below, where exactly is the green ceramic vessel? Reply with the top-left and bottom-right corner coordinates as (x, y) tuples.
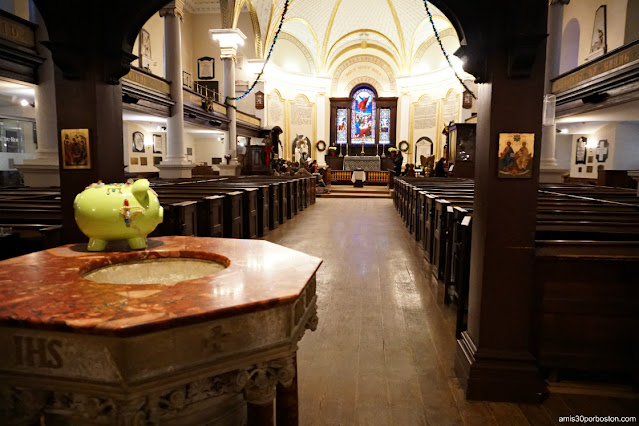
(74, 179), (163, 251)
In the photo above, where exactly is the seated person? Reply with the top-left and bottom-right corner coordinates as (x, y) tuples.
(434, 157), (447, 177)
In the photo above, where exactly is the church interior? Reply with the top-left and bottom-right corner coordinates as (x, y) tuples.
(0, 0), (638, 424)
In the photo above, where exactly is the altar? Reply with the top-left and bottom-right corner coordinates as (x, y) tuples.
(343, 155), (381, 171)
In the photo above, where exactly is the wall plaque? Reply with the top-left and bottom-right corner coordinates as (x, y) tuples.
(255, 91), (264, 110)
(198, 56), (215, 79)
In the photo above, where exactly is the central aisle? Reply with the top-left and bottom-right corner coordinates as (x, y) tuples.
(264, 196), (481, 425)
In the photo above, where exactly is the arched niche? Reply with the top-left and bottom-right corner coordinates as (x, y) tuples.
(560, 18), (580, 74)
(414, 136), (434, 165)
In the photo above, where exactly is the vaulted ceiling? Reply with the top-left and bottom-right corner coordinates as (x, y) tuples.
(186, 0), (459, 75)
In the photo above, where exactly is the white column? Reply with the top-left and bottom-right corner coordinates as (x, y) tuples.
(316, 93), (327, 165)
(211, 28), (246, 176)
(16, 8), (60, 187)
(158, 3), (193, 179)
(540, 0), (570, 183)
(397, 93), (410, 166)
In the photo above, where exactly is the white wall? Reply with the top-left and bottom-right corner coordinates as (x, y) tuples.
(562, 0), (629, 70)
(611, 122), (639, 170)
(132, 12), (165, 77)
(555, 134), (573, 169)
(194, 136), (226, 165)
(124, 122), (165, 173)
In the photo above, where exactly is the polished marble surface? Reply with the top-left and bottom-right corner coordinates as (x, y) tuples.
(0, 236), (322, 337)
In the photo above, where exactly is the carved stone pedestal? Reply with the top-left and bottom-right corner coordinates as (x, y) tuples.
(0, 237), (321, 426)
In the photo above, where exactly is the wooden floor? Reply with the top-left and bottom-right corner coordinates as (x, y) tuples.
(264, 196), (639, 426)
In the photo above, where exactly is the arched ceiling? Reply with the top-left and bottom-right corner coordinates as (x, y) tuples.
(224, 0), (458, 75)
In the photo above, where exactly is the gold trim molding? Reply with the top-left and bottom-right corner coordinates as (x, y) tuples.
(123, 69), (171, 94)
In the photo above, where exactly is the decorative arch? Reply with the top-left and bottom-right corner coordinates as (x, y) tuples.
(244, 0), (263, 57)
(331, 55), (396, 94)
(279, 32), (317, 74)
(412, 27), (457, 67)
(414, 136), (434, 164)
(560, 18), (580, 74)
(345, 77), (383, 96)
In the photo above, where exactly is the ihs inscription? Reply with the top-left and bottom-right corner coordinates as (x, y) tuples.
(201, 325), (230, 353)
(13, 336), (64, 369)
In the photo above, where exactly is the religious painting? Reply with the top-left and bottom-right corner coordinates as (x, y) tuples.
(138, 28), (152, 71)
(140, 157), (148, 166)
(351, 88), (376, 144)
(130, 157), (139, 165)
(588, 5), (607, 60)
(336, 108), (348, 145)
(132, 131), (145, 153)
(197, 56), (215, 79)
(379, 108), (391, 144)
(497, 133), (534, 179)
(575, 136), (587, 164)
(153, 134), (162, 154)
(596, 140), (609, 162)
(61, 128), (91, 169)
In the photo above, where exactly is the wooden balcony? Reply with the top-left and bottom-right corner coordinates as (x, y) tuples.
(552, 40), (639, 118)
(0, 9), (43, 83)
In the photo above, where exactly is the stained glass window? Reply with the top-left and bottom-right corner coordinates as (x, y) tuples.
(379, 108), (391, 144)
(351, 88), (376, 144)
(336, 108), (348, 145)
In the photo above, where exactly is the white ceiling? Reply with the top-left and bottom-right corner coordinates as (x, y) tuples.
(0, 80), (35, 104)
(556, 98), (639, 123)
(122, 110), (224, 135)
(202, 0), (457, 74)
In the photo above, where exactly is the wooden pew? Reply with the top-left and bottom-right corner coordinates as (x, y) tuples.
(0, 224), (63, 260)
(534, 240), (639, 388)
(396, 177), (639, 387)
(153, 187), (244, 239)
(152, 195), (224, 238)
(172, 184), (260, 239)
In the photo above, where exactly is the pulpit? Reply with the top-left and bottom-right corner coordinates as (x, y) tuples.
(243, 145), (271, 175)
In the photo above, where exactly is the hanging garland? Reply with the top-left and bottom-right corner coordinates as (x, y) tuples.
(225, 0), (291, 109)
(422, 1), (477, 100)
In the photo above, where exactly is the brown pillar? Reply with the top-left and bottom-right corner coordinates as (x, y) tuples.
(455, 3), (548, 402)
(32, 0), (170, 243)
(276, 354), (299, 426)
(54, 69), (126, 243)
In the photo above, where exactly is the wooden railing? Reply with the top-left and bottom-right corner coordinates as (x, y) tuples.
(367, 171), (389, 183)
(330, 170), (351, 182)
(328, 170), (389, 183)
(191, 80), (223, 103)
